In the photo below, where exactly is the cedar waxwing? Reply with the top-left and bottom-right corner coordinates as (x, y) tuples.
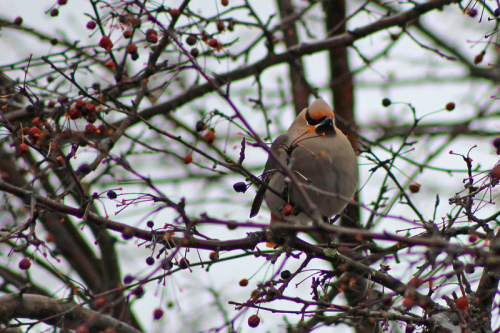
(250, 98), (358, 224)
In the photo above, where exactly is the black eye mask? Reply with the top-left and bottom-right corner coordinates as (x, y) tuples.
(306, 109), (336, 136)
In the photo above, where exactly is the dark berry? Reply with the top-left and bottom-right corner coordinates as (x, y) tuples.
(195, 120), (207, 132)
(239, 279), (248, 287)
(382, 98), (391, 107)
(445, 102), (455, 111)
(146, 257), (155, 266)
(468, 8), (477, 17)
(493, 138), (500, 149)
(122, 227), (134, 239)
(233, 182), (247, 193)
(179, 258), (190, 269)
(495, 8), (500, 17)
(190, 48), (199, 57)
(186, 35), (197, 46)
(161, 260), (172, 270)
(26, 105), (35, 113)
(77, 164), (91, 174)
(107, 190), (117, 199)
(153, 308), (164, 320)
(50, 8), (59, 17)
(465, 263), (475, 274)
(124, 275), (134, 284)
(280, 270), (291, 279)
(147, 221), (154, 228)
(453, 261), (464, 273)
(87, 21), (97, 30)
(132, 286), (144, 297)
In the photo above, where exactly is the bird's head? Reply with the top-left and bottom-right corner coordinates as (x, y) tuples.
(293, 98), (336, 137)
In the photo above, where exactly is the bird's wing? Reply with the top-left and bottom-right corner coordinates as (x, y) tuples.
(250, 134), (289, 218)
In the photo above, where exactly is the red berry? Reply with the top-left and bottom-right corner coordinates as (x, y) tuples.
(105, 61), (116, 70)
(209, 251), (219, 261)
(204, 130), (215, 144)
(19, 258), (31, 270)
(153, 308), (164, 320)
(248, 315), (260, 328)
(147, 33), (158, 44)
(455, 296), (468, 311)
(239, 279), (248, 287)
(50, 8), (59, 17)
(283, 204), (293, 216)
(94, 297), (106, 309)
(28, 126), (42, 138)
(208, 39), (218, 48)
(217, 21), (225, 32)
(170, 9), (180, 19)
(87, 21), (96, 30)
(99, 36), (113, 51)
(85, 124), (97, 134)
(127, 43), (138, 54)
(146, 29), (157, 36)
(85, 103), (96, 113)
(179, 258), (190, 269)
(445, 102), (455, 111)
(75, 99), (85, 109)
(48, 100), (56, 107)
(68, 107), (82, 119)
(402, 297), (414, 308)
(75, 325), (89, 333)
(14, 17), (23, 25)
(56, 156), (64, 166)
(491, 165), (500, 180)
(58, 0), (68, 5)
(123, 30), (133, 39)
(409, 183), (421, 193)
(19, 143), (28, 154)
(221, 0), (229, 6)
(183, 155), (193, 164)
(130, 18), (141, 29)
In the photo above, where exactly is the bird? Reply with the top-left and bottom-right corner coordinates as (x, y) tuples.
(250, 98), (358, 226)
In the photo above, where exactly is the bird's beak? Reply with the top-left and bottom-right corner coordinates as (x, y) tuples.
(315, 116), (335, 136)
(316, 116), (333, 128)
